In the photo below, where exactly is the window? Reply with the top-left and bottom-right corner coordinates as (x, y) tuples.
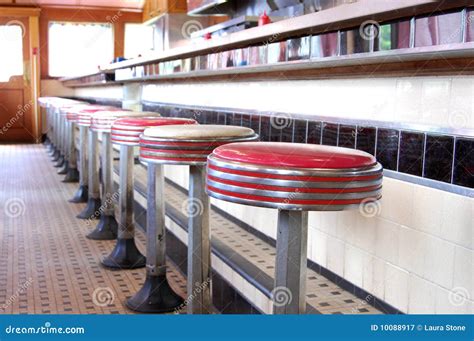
(48, 22), (114, 77)
(0, 25), (24, 82)
(124, 23), (154, 59)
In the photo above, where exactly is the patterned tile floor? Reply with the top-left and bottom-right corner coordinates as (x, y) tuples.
(0, 144), (382, 315)
(0, 144), (186, 314)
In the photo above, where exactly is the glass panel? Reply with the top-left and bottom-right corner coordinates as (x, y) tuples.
(340, 29), (371, 55)
(376, 20), (411, 51)
(0, 25), (24, 82)
(124, 23), (154, 59)
(49, 22), (114, 77)
(414, 11), (463, 47)
(287, 36), (310, 61)
(311, 32), (339, 58)
(466, 8), (474, 42)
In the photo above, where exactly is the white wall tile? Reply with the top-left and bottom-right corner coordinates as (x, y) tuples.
(375, 218), (399, 265)
(453, 246), (473, 301)
(384, 263), (409, 312)
(327, 236), (345, 277)
(408, 275), (437, 313)
(440, 192), (473, 249)
(435, 286), (472, 314)
(421, 78), (451, 127)
(449, 77), (474, 130)
(361, 254), (375, 294)
(372, 257), (385, 300)
(412, 185), (443, 236)
(423, 235), (455, 289)
(379, 178), (414, 228)
(398, 226), (426, 277)
(395, 78), (423, 125)
(311, 229), (327, 268)
(344, 244), (364, 288)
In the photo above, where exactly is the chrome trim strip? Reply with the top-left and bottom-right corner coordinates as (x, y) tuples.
(206, 190), (376, 211)
(140, 133), (259, 143)
(139, 156), (206, 166)
(140, 150), (209, 159)
(383, 169), (474, 198)
(206, 168), (383, 188)
(206, 179), (382, 200)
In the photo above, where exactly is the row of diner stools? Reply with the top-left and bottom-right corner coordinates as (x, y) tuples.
(38, 97), (383, 314)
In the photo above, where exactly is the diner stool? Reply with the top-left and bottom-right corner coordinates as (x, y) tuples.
(205, 142), (383, 314)
(75, 107), (120, 218)
(87, 110), (154, 240)
(102, 116), (196, 269)
(134, 125), (258, 314)
(68, 106), (112, 204)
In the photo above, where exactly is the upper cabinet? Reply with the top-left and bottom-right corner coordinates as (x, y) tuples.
(143, 0), (188, 23)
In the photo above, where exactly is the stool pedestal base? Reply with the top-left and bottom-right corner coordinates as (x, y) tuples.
(54, 155), (64, 168)
(70, 185), (88, 203)
(51, 150), (60, 162)
(101, 238), (146, 269)
(126, 275), (184, 313)
(57, 161), (69, 174)
(62, 168), (79, 183)
(87, 214), (118, 240)
(76, 197), (101, 219)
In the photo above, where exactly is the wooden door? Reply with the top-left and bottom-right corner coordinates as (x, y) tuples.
(0, 16), (34, 143)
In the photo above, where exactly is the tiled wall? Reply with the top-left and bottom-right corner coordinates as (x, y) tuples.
(70, 75), (473, 314)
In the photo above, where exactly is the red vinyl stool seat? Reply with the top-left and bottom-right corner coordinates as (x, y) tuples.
(136, 124), (258, 314)
(102, 116), (196, 274)
(206, 142), (383, 314)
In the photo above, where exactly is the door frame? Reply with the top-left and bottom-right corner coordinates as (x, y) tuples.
(0, 7), (41, 142)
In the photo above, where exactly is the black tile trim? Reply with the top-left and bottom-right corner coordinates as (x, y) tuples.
(140, 100), (474, 192)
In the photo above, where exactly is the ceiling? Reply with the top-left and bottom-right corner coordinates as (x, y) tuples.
(6, 0), (145, 10)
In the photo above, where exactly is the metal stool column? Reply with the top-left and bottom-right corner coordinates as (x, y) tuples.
(53, 108), (65, 168)
(69, 106), (109, 203)
(137, 125), (258, 314)
(63, 116), (80, 182)
(102, 116), (170, 269)
(123, 117), (196, 312)
(206, 142), (383, 314)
